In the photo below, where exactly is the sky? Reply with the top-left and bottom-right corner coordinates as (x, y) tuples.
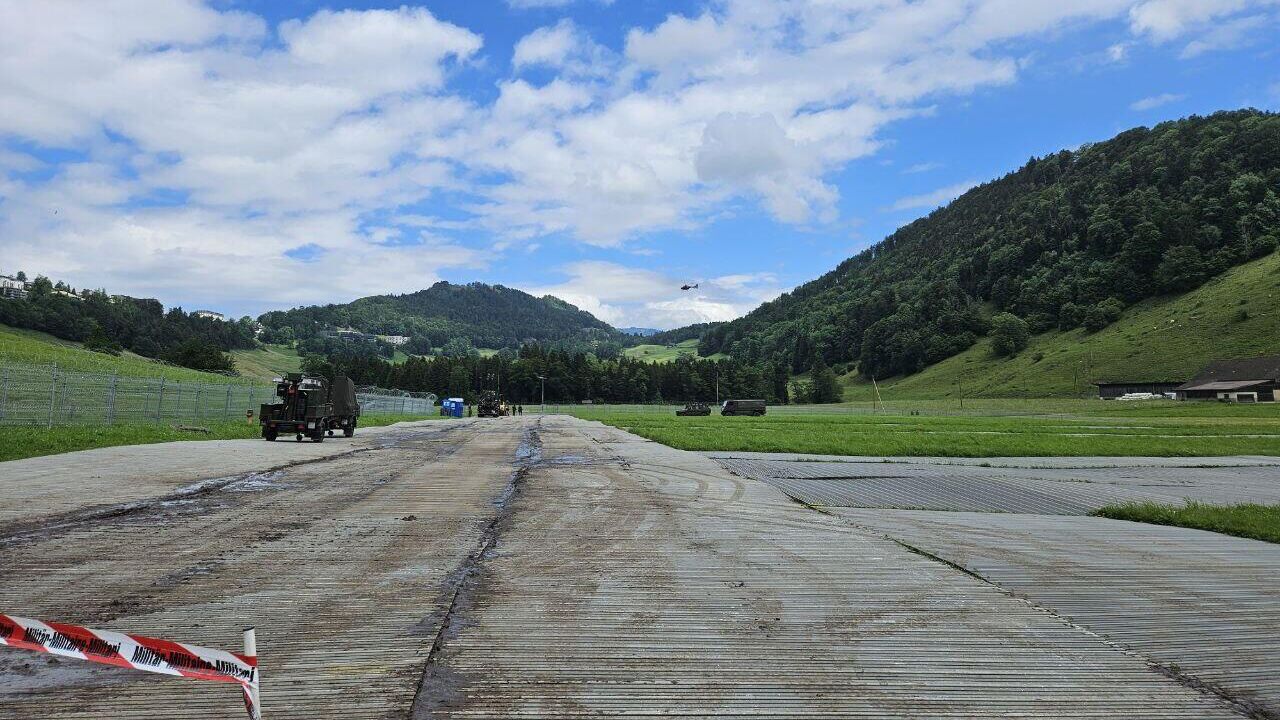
(1, 1), (1278, 330)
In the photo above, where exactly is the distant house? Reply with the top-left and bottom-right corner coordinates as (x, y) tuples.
(1093, 381), (1183, 400)
(0, 275), (27, 300)
(193, 310), (225, 321)
(1177, 355), (1280, 402)
(377, 335), (410, 346)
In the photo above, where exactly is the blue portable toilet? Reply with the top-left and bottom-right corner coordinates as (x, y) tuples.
(441, 398), (465, 418)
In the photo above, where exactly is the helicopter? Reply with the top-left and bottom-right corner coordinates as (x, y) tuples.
(680, 283), (699, 291)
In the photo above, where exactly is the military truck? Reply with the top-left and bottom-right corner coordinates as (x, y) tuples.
(676, 402), (711, 416)
(476, 390), (509, 418)
(260, 373), (361, 442)
(720, 399), (766, 416)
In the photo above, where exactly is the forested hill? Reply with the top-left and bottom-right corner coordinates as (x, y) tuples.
(258, 281), (620, 351)
(698, 110), (1280, 378)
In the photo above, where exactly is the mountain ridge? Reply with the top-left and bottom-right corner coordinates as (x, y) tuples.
(694, 109), (1280, 385)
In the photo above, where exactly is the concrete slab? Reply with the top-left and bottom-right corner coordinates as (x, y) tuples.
(0, 419), (467, 524)
(0, 417), (1258, 718)
(835, 508), (1280, 717)
(716, 456), (1280, 513)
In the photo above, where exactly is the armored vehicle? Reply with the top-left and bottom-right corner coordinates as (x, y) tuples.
(260, 373), (360, 442)
(676, 402), (711, 416)
(476, 390), (509, 418)
(721, 399), (766, 416)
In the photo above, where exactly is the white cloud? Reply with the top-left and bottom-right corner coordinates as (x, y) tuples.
(1130, 92), (1186, 110)
(528, 261), (779, 328)
(2, 0), (1278, 318)
(902, 162), (942, 174)
(889, 180), (979, 212)
(1179, 13), (1271, 57)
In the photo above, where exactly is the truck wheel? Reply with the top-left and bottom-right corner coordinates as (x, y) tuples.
(263, 428), (277, 441)
(311, 431), (324, 443)
(344, 423), (355, 438)
(295, 433), (303, 442)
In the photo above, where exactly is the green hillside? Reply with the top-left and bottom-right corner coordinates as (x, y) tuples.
(259, 281), (622, 352)
(624, 339), (701, 362)
(842, 249), (1280, 399)
(697, 110), (1280, 383)
(0, 324), (260, 384)
(229, 343), (303, 382)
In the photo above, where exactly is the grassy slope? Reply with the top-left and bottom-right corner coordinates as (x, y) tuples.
(0, 324), (260, 384)
(1094, 502), (1280, 544)
(841, 250), (1280, 400)
(229, 343), (302, 382)
(1, 413), (444, 463)
(570, 408), (1280, 457)
(624, 338), (727, 363)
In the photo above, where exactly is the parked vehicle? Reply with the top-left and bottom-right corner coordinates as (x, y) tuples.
(260, 374), (360, 442)
(721, 399), (766, 416)
(477, 390), (509, 418)
(676, 402), (711, 416)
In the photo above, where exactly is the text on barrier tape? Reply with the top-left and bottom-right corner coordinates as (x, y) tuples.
(0, 613), (260, 719)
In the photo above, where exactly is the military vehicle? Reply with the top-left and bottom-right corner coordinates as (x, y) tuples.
(260, 373), (360, 442)
(476, 390), (509, 418)
(676, 402), (711, 416)
(721, 399), (766, 416)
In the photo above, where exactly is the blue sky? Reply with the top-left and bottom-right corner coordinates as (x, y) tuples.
(1, 1), (1277, 328)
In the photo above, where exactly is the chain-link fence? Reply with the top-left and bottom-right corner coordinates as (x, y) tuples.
(0, 362), (439, 427)
(355, 387), (437, 416)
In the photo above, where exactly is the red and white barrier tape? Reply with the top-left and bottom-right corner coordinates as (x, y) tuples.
(0, 613), (260, 719)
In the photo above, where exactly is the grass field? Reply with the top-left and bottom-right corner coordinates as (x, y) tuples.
(1, 413), (444, 463)
(229, 343), (303, 382)
(1094, 501), (1280, 544)
(840, 249), (1280, 400)
(623, 339), (727, 363)
(0, 324), (260, 384)
(567, 405), (1280, 457)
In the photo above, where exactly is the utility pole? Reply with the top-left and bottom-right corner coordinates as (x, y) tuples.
(958, 376), (964, 410)
(537, 374), (545, 413)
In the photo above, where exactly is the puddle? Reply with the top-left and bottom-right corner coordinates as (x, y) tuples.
(223, 471), (290, 493)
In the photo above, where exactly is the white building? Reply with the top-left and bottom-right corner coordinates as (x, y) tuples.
(193, 310), (225, 321)
(378, 335), (411, 346)
(0, 275), (27, 300)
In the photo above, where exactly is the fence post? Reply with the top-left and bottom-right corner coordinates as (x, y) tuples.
(47, 363), (58, 428)
(106, 374), (118, 425)
(0, 366), (7, 422)
(156, 378), (166, 423)
(194, 385), (201, 421)
(224, 384), (232, 419)
(174, 382), (182, 423)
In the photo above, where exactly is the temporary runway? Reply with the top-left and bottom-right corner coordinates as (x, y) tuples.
(0, 417), (1274, 718)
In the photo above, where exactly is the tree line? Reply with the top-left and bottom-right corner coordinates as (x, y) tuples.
(303, 343), (847, 405)
(0, 273), (256, 372)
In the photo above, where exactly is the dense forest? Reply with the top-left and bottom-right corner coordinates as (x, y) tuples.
(649, 322), (722, 345)
(306, 344), (797, 405)
(0, 274), (256, 371)
(258, 281), (624, 352)
(698, 110), (1280, 379)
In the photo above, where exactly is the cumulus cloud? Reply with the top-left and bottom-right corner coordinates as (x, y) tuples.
(528, 261), (779, 328)
(2, 0), (1278, 319)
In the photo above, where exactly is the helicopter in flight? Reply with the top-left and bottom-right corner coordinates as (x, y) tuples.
(680, 283), (699, 291)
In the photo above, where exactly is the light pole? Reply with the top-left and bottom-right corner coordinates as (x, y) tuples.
(536, 374), (545, 414)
